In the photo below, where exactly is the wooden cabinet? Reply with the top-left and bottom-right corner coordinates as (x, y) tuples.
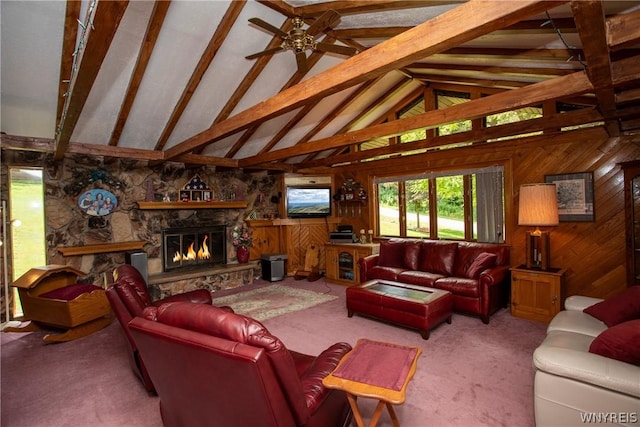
(325, 243), (379, 286)
(249, 224), (281, 261)
(621, 160), (640, 287)
(510, 266), (565, 323)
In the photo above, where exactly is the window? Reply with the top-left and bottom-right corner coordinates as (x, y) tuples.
(376, 166), (504, 243)
(377, 182), (400, 236)
(436, 91), (472, 136)
(7, 168), (46, 318)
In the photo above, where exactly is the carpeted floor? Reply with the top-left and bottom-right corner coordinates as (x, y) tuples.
(211, 284), (337, 321)
(1, 277), (547, 427)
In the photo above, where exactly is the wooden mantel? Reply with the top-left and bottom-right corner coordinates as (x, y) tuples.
(136, 201), (248, 210)
(57, 241), (147, 257)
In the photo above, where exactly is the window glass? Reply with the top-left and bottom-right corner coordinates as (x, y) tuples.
(406, 178), (429, 237)
(375, 167), (503, 242)
(377, 182), (400, 236)
(8, 168), (46, 318)
(436, 91), (472, 136)
(436, 176), (465, 239)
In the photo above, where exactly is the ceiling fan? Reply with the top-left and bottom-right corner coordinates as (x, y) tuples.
(245, 10), (357, 73)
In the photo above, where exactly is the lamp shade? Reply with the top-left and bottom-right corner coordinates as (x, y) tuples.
(518, 183), (559, 226)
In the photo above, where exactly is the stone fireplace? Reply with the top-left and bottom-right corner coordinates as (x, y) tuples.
(162, 225), (226, 272)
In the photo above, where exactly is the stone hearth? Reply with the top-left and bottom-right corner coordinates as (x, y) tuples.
(147, 262), (260, 299)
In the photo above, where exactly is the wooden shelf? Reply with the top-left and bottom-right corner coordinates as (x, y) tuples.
(58, 241), (147, 256)
(137, 201), (248, 210)
(247, 218), (340, 226)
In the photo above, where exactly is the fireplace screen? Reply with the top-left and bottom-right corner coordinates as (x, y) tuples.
(162, 225), (226, 272)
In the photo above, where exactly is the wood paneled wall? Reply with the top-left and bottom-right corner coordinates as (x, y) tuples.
(332, 126), (640, 299)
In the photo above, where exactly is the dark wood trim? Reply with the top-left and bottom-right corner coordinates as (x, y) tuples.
(54, 1), (130, 160)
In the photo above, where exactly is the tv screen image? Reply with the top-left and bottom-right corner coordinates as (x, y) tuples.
(286, 186), (332, 218)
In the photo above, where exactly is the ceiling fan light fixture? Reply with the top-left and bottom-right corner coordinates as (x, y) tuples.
(246, 10), (354, 72)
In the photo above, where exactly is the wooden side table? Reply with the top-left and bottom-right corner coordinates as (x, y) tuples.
(322, 339), (422, 427)
(510, 266), (566, 323)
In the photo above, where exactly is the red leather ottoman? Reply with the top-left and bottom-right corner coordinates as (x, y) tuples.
(346, 279), (453, 339)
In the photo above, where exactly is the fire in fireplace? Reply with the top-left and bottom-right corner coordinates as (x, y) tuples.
(162, 225), (226, 272)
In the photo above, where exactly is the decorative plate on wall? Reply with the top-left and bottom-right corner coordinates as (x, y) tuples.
(78, 189), (118, 216)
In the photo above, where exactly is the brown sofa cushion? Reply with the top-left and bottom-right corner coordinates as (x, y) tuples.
(403, 240), (421, 270)
(583, 286), (640, 327)
(378, 239), (405, 268)
(453, 243), (505, 278)
(418, 241), (457, 275)
(464, 252), (498, 279)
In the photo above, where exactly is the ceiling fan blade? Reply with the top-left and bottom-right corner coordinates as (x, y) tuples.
(315, 42), (357, 57)
(305, 10), (341, 37)
(295, 51), (308, 73)
(245, 46), (284, 60)
(248, 17), (288, 38)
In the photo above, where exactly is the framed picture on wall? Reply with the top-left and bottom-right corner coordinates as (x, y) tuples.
(544, 171), (594, 222)
(77, 189), (118, 216)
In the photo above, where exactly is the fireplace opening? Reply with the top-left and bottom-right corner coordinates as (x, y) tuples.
(162, 225), (226, 272)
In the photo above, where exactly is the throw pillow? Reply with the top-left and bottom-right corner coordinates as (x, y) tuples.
(403, 241), (421, 270)
(378, 239), (405, 268)
(465, 252), (498, 279)
(588, 319), (640, 366)
(418, 241), (458, 275)
(583, 286), (640, 327)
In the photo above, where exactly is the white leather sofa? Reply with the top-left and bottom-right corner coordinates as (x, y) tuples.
(533, 295), (640, 427)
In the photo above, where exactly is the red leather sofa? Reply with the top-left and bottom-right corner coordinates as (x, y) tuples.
(105, 264), (215, 393)
(129, 302), (353, 427)
(359, 239), (510, 323)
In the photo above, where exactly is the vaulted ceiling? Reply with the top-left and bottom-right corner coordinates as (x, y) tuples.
(2, 0), (639, 172)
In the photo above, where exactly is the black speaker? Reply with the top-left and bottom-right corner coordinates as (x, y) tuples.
(261, 254), (287, 282)
(125, 251), (148, 284)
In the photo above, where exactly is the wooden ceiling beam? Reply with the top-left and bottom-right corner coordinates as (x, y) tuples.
(257, 0), (295, 17)
(304, 77), (417, 162)
(154, 0), (246, 151)
(210, 18), (294, 127)
(438, 47), (582, 60)
(407, 61), (576, 77)
(294, 76), (387, 160)
(223, 36), (334, 158)
(54, 0), (129, 160)
(332, 18), (577, 38)
(68, 142), (163, 161)
(294, 1), (460, 17)
(172, 153), (239, 168)
(607, 6), (640, 51)
(110, 0), (171, 147)
(416, 74), (532, 89)
(56, 0), (82, 128)
(257, 104), (316, 156)
(571, 0), (618, 135)
(165, 0), (564, 160)
(297, 107), (603, 169)
(0, 134), (55, 152)
(616, 87), (640, 105)
(239, 70), (593, 167)
(612, 55), (640, 86)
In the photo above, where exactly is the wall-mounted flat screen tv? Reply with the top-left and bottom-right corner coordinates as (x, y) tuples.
(286, 186), (332, 218)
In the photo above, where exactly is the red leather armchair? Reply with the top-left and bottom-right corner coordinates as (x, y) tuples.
(105, 264), (214, 393)
(129, 301), (353, 427)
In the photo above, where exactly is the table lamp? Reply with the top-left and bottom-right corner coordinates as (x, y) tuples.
(518, 183), (559, 270)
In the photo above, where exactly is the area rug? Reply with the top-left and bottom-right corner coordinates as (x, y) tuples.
(211, 285), (337, 321)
